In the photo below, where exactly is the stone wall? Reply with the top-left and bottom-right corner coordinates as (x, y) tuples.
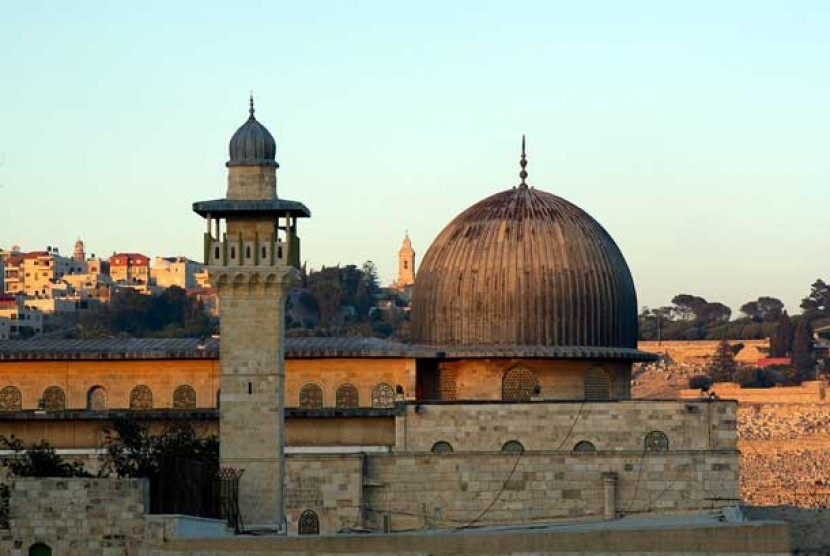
(681, 381), (827, 405)
(744, 505), (830, 555)
(0, 478), (147, 556)
(285, 454), (363, 535)
(638, 339), (769, 365)
(152, 519), (790, 555)
(362, 451), (738, 531)
(394, 400), (737, 452)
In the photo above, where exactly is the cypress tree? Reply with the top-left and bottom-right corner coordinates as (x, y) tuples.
(769, 312), (794, 358)
(708, 339), (737, 383)
(792, 318), (815, 377)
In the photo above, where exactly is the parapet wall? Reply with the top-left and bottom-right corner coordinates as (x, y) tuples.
(0, 478), (147, 556)
(681, 381), (827, 404)
(639, 339), (769, 364)
(362, 451), (738, 531)
(394, 400), (738, 452)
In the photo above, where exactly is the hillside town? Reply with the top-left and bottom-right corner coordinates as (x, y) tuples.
(0, 241), (213, 340)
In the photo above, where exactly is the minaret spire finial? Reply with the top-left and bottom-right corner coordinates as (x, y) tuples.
(249, 91), (255, 119)
(519, 134), (528, 188)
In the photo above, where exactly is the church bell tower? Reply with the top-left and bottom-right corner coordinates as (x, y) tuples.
(395, 232), (415, 288)
(193, 97), (310, 531)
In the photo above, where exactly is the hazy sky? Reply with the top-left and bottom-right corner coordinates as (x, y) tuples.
(1, 1), (828, 314)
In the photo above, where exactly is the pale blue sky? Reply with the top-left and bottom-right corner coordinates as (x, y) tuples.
(1, 1), (828, 314)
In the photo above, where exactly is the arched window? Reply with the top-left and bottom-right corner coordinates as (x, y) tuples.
(129, 385), (153, 410)
(371, 383), (395, 408)
(584, 367), (611, 400)
(173, 385), (197, 409)
(245, 246), (251, 259)
(87, 386), (106, 411)
(298, 509), (320, 535)
(573, 440), (597, 453)
(42, 386), (66, 411)
(335, 384), (359, 408)
(214, 246), (220, 259)
(299, 384), (323, 409)
(501, 440), (524, 454)
(29, 543), (52, 556)
(502, 367), (538, 401)
(644, 431), (669, 452)
(0, 386), (22, 411)
(431, 441), (454, 454)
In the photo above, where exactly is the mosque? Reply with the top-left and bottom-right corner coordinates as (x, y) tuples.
(0, 100), (784, 553)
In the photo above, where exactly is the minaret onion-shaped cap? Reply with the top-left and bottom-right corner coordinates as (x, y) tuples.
(227, 94), (278, 167)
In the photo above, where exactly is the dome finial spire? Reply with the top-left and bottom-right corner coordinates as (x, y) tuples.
(518, 135), (528, 188)
(249, 91), (255, 119)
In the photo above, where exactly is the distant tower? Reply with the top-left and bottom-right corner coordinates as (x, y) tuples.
(193, 97), (310, 531)
(73, 238), (85, 262)
(396, 232), (415, 288)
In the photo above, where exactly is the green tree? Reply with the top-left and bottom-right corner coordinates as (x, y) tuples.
(792, 318), (816, 377)
(769, 312), (794, 358)
(696, 302), (732, 325)
(741, 296), (785, 323)
(101, 416), (218, 478)
(707, 339), (737, 383)
(801, 279), (830, 322)
(0, 437), (90, 477)
(671, 294), (708, 322)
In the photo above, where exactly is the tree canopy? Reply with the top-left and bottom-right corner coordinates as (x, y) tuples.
(78, 286), (214, 338)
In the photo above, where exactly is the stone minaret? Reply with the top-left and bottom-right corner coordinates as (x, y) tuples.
(193, 97), (310, 531)
(396, 232), (415, 288)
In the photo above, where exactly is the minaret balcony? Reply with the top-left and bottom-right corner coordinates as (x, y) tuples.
(204, 235), (293, 268)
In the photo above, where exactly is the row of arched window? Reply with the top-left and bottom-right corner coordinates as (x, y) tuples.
(501, 366), (613, 401)
(428, 432), (670, 454)
(0, 384), (198, 411)
(298, 382), (396, 409)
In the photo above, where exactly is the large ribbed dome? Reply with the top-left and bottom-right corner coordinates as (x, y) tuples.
(227, 98), (277, 167)
(410, 185), (638, 349)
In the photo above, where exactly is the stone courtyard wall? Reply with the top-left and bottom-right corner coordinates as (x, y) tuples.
(394, 400), (737, 452)
(0, 478), (147, 556)
(285, 454), (363, 535)
(681, 381), (827, 405)
(362, 450), (739, 531)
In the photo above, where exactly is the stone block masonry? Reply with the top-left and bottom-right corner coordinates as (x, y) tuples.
(0, 478), (147, 556)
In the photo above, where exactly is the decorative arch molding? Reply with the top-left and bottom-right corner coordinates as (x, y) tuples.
(501, 440), (524, 454)
(644, 431), (669, 452)
(371, 383), (395, 408)
(42, 386), (66, 411)
(584, 367), (611, 400)
(0, 386), (22, 411)
(298, 509), (320, 535)
(431, 441), (454, 454)
(299, 383), (323, 409)
(502, 366), (538, 401)
(573, 440), (597, 453)
(173, 384), (197, 409)
(129, 385), (153, 410)
(336, 384), (359, 408)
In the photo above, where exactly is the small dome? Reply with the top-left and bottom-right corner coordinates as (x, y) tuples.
(411, 186), (638, 349)
(227, 98), (277, 167)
